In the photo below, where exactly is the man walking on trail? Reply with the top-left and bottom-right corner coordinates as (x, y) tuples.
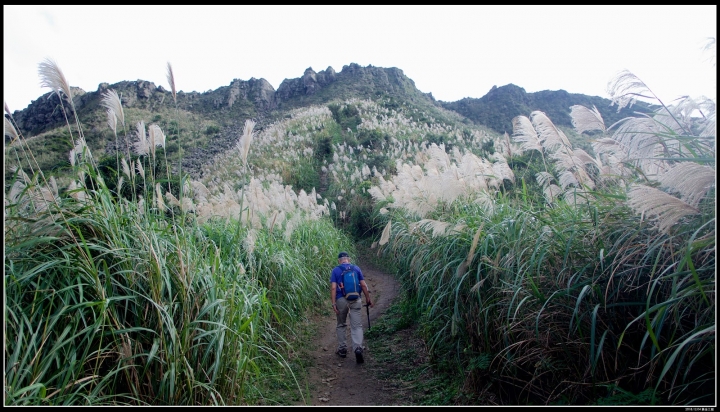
(331, 251), (373, 363)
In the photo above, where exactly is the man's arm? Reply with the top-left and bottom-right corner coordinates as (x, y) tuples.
(360, 280), (373, 307)
(331, 281), (338, 313)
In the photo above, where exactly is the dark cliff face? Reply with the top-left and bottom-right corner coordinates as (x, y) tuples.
(276, 66), (334, 100)
(10, 80), (171, 137)
(10, 87), (86, 137)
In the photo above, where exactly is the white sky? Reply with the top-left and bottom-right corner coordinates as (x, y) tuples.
(4, 5), (717, 113)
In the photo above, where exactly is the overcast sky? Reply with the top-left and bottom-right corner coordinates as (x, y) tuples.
(4, 5), (716, 113)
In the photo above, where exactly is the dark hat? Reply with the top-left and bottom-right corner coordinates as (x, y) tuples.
(338, 251), (349, 259)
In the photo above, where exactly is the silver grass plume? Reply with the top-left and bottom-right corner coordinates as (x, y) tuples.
(180, 197), (195, 213)
(501, 132), (513, 158)
(467, 223), (483, 265)
(491, 152), (515, 184)
(49, 176), (58, 198)
(267, 210), (280, 233)
(4, 101), (11, 115)
(38, 58), (74, 111)
(592, 137), (629, 164)
(155, 183), (165, 211)
(379, 220), (392, 245)
(458, 223), (484, 278)
(237, 119), (256, 166)
(692, 97), (717, 139)
(167, 62), (177, 104)
(69, 147), (76, 167)
(17, 182), (57, 215)
(149, 124), (166, 148)
(414, 219), (452, 237)
(543, 184), (562, 203)
(148, 124), (166, 159)
(572, 148), (600, 168)
(121, 158), (131, 179)
(100, 89), (125, 128)
(531, 111), (570, 152)
(73, 138), (91, 163)
(694, 95), (716, 119)
(4, 117), (19, 144)
(133, 121), (148, 156)
(606, 69), (655, 111)
(609, 117), (668, 176)
(136, 159), (144, 177)
(106, 108), (117, 134)
(191, 180), (211, 202)
(549, 149), (589, 185)
(700, 110), (716, 139)
(511, 115), (542, 153)
(627, 183), (700, 234)
(652, 106), (692, 136)
(667, 96), (705, 122)
(8, 180), (27, 206)
(570, 105), (606, 134)
(68, 180), (87, 202)
(535, 171), (555, 188)
(244, 229), (257, 255)
(558, 170), (579, 190)
(657, 163), (715, 208)
(165, 191), (180, 208)
(609, 71), (696, 136)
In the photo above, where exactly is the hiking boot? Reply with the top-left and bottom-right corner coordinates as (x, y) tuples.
(355, 347), (364, 364)
(336, 348), (347, 358)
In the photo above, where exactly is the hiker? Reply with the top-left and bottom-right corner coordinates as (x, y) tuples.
(331, 251), (373, 363)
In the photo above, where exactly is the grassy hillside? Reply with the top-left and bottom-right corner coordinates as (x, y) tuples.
(4, 60), (715, 406)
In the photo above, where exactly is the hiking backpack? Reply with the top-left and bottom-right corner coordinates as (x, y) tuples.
(340, 266), (361, 301)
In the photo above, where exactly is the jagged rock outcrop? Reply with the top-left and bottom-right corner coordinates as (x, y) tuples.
(276, 66), (339, 100)
(273, 63), (435, 110)
(316, 66), (336, 86)
(10, 87), (87, 137)
(222, 78), (276, 110)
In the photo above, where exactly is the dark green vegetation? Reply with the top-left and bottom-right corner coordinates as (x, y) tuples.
(5, 59), (715, 406)
(441, 84), (656, 134)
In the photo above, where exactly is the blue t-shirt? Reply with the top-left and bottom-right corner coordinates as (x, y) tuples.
(331, 263), (364, 297)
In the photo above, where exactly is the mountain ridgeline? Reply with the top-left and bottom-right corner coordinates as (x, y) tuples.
(10, 62), (651, 138)
(440, 84), (653, 134)
(9, 63), (435, 138)
(7, 62), (654, 179)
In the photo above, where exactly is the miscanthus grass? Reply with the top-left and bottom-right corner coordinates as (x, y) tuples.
(369, 69), (714, 405)
(4, 59), (352, 406)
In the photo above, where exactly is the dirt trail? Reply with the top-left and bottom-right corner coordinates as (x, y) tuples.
(295, 248), (402, 406)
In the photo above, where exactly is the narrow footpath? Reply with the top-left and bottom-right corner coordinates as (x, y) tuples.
(294, 247), (403, 406)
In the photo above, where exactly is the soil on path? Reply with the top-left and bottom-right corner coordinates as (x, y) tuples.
(294, 248), (403, 406)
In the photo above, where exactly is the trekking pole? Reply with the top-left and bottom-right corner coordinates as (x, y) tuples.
(363, 303), (371, 328)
